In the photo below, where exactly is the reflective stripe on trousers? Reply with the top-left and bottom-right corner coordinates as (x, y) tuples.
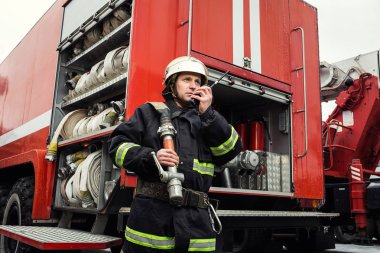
(125, 226), (216, 251)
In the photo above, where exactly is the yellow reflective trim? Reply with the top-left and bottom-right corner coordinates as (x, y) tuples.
(125, 235), (175, 250)
(210, 127), (239, 156)
(194, 159), (215, 169)
(126, 226), (174, 241)
(193, 159), (214, 176)
(188, 246), (216, 252)
(189, 238), (216, 252)
(193, 167), (214, 176)
(115, 143), (127, 167)
(119, 143), (139, 167)
(190, 238), (216, 243)
(125, 226), (175, 250)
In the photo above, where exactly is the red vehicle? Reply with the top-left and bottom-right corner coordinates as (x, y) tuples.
(3, 0), (377, 252)
(320, 53), (380, 243)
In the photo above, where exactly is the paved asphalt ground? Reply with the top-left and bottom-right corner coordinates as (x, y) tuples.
(84, 239), (380, 253)
(324, 240), (380, 253)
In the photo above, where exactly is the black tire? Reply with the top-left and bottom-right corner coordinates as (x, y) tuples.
(367, 216), (378, 240)
(334, 225), (356, 244)
(232, 229), (280, 253)
(0, 184), (10, 221)
(1, 177), (34, 253)
(376, 217), (380, 240)
(110, 245), (123, 253)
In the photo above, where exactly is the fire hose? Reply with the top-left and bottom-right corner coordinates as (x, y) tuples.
(71, 150), (102, 208)
(61, 109), (88, 139)
(102, 46), (129, 80)
(60, 149), (90, 207)
(65, 46), (129, 101)
(61, 175), (81, 207)
(87, 153), (102, 204)
(102, 6), (131, 36)
(73, 117), (92, 137)
(60, 149), (103, 208)
(46, 109), (87, 161)
(83, 26), (102, 50)
(46, 104), (119, 162)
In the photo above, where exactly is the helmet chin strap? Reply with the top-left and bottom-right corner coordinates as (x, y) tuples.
(171, 84), (192, 109)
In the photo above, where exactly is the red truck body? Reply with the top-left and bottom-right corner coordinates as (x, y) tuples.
(0, 0), (356, 252)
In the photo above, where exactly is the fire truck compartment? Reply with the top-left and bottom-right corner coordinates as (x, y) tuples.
(207, 69), (293, 195)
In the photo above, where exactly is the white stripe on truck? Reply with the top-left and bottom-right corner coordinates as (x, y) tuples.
(0, 110), (51, 147)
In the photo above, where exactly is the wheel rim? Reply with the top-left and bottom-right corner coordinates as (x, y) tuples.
(2, 193), (21, 253)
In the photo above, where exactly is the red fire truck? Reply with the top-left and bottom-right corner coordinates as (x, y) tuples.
(0, 0), (378, 252)
(319, 52), (380, 244)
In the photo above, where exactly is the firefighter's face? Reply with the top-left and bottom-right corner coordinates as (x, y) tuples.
(172, 72), (201, 105)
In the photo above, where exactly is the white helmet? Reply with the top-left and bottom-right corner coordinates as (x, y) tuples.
(163, 56), (208, 86)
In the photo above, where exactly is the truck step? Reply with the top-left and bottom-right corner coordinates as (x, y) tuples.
(120, 207), (339, 217)
(117, 208), (339, 231)
(0, 225), (122, 250)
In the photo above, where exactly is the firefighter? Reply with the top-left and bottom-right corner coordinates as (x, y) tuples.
(108, 56), (242, 253)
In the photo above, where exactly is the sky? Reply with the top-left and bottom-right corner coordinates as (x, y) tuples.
(0, 0), (379, 118)
(307, 0), (380, 62)
(0, 0), (56, 63)
(306, 0), (380, 118)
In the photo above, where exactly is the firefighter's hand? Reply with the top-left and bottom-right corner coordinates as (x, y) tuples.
(156, 149), (179, 167)
(191, 86), (212, 114)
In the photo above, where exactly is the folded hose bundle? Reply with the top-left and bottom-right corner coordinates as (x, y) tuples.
(61, 109), (88, 140)
(46, 109), (87, 161)
(88, 154), (102, 204)
(102, 6), (131, 36)
(91, 60), (108, 84)
(72, 150), (102, 208)
(86, 69), (101, 89)
(102, 46), (129, 80)
(65, 46), (129, 101)
(76, 117), (92, 137)
(83, 26), (102, 50)
(61, 174), (82, 207)
(70, 108), (116, 138)
(74, 72), (90, 95)
(72, 41), (83, 56)
(87, 107), (117, 133)
(65, 74), (82, 90)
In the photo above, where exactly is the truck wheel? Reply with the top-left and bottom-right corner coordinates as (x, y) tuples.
(334, 225), (355, 244)
(367, 216), (378, 240)
(232, 229), (280, 253)
(1, 177), (34, 253)
(110, 245), (122, 253)
(0, 184), (10, 221)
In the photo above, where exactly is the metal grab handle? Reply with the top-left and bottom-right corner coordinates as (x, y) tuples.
(291, 27), (308, 158)
(187, 0), (193, 56)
